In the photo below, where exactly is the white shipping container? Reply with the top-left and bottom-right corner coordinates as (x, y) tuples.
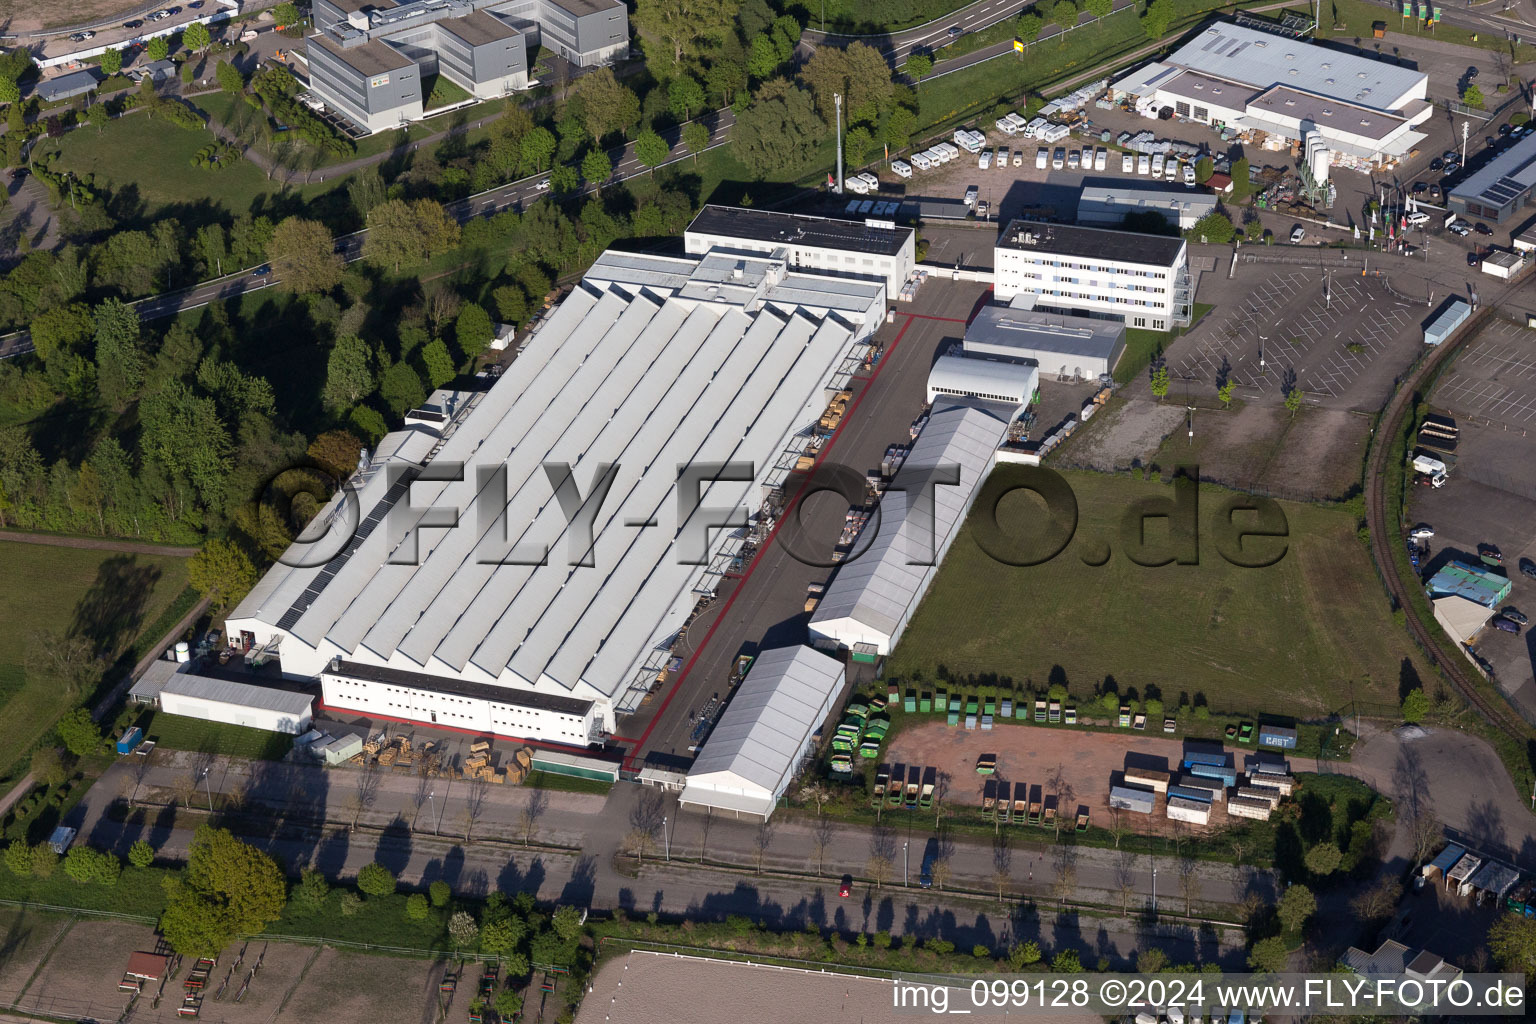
(1166, 796), (1210, 825)
(1227, 795), (1273, 821)
(1236, 786), (1280, 808)
(1123, 768), (1169, 793)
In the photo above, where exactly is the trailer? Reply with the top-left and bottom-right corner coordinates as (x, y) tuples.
(982, 778), (998, 812)
(888, 763), (906, 807)
(1028, 791), (1043, 824)
(1123, 768), (1169, 794)
(1421, 842), (1466, 882)
(904, 765), (920, 807)
(873, 764), (890, 806)
(116, 726), (144, 755)
(1013, 782), (1029, 823)
(1048, 699), (1061, 723)
(1245, 773), (1294, 796)
(1034, 699), (1046, 722)
(919, 766), (936, 808)
(1042, 801), (1056, 829)
(975, 754), (996, 775)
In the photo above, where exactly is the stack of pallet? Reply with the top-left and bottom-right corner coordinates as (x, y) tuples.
(462, 742), (504, 784)
(376, 742), (397, 767)
(505, 747), (533, 785)
(420, 741), (445, 778)
(394, 737), (415, 771)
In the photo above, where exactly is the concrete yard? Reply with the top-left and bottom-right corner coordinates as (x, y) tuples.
(885, 721), (1264, 837)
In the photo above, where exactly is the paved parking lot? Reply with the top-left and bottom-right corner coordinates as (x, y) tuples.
(1434, 319), (1536, 427)
(1168, 260), (1420, 409)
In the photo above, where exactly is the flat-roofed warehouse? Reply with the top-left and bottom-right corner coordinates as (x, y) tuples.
(1076, 183), (1217, 231)
(685, 205), (916, 292)
(1110, 20), (1430, 165)
(679, 645), (846, 821)
(809, 398), (1014, 655)
(965, 303), (1127, 379)
(225, 221), (906, 745)
(1450, 132), (1536, 225)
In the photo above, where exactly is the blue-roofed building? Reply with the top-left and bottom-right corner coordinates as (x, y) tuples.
(1424, 561), (1512, 609)
(1422, 842), (1465, 882)
(36, 69), (100, 103)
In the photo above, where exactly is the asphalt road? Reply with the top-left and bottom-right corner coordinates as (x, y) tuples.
(0, 107), (736, 361)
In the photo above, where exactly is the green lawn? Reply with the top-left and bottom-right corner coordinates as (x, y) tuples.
(524, 770), (613, 796)
(130, 707), (296, 761)
(0, 542), (190, 784)
(1313, 0), (1536, 63)
(423, 74), (473, 110)
(1115, 302), (1213, 385)
(884, 470), (1432, 717)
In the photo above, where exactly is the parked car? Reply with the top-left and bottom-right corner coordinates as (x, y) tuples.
(1412, 181), (1428, 194)
(1290, 225), (1305, 243)
(1053, 148), (1065, 170)
(1501, 608), (1528, 625)
(1493, 617), (1521, 635)
(1408, 525), (1435, 540)
(1442, 150), (1458, 163)
(1448, 222), (1470, 236)
(189, 0), (205, 7)
(1498, 123), (1512, 136)
(839, 874), (853, 898)
(68, 30), (95, 41)
(1468, 251), (1482, 267)
(1430, 157), (1443, 171)
(1522, 558), (1536, 580)
(1475, 222), (1493, 235)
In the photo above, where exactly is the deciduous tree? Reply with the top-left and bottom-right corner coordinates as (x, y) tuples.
(101, 49), (123, 76)
(159, 825), (286, 956)
(184, 22), (211, 51)
(323, 335), (376, 411)
(356, 861), (396, 897)
(1142, 0), (1175, 40)
(454, 303), (494, 358)
(682, 120), (710, 163)
(188, 539), (256, 610)
(146, 37), (169, 62)
(571, 68), (639, 142)
(1401, 687), (1430, 724)
(904, 54), (932, 91)
(1276, 884), (1316, 933)
(634, 128), (668, 175)
(268, 217), (343, 294)
(732, 78), (822, 179)
(632, 0), (735, 80)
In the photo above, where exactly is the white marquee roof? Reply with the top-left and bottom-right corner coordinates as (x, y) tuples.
(681, 645), (846, 813)
(809, 399), (1011, 652)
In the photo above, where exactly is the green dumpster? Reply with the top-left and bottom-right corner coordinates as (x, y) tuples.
(903, 689), (917, 712)
(919, 692), (931, 713)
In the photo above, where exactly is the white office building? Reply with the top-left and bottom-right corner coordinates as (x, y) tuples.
(1111, 21), (1431, 166)
(685, 205), (916, 293)
(994, 221), (1191, 330)
(964, 301), (1127, 380)
(1077, 184), (1217, 231)
(225, 216), (904, 746)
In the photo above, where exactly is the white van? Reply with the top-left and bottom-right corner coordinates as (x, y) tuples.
(1151, 154), (1165, 176)
(911, 151), (933, 171)
(891, 159), (912, 178)
(1164, 158), (1179, 181)
(1036, 147), (1049, 169)
(1406, 211), (1430, 227)
(1138, 154), (1151, 174)
(1095, 147), (1107, 171)
(1122, 152), (1134, 173)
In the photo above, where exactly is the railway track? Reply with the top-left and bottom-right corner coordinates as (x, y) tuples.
(1362, 275), (1535, 740)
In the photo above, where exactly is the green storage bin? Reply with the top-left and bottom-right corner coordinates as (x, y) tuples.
(948, 696), (962, 712)
(935, 689), (947, 709)
(1015, 702), (1028, 719)
(983, 698), (996, 716)
(903, 689), (917, 712)
(947, 710), (960, 726)
(919, 693), (932, 713)
(966, 697), (979, 714)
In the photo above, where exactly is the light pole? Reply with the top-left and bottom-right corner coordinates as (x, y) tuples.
(199, 768), (213, 812)
(834, 93), (844, 195)
(904, 840), (909, 887)
(1151, 863), (1158, 912)
(663, 815), (670, 862)
(426, 790), (436, 835)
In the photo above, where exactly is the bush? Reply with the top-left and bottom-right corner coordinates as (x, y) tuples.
(30, 844), (57, 879)
(923, 938), (955, 955)
(972, 944), (991, 959)
(356, 861), (396, 897)
(873, 930), (892, 949)
(3, 841), (31, 877)
(292, 869), (330, 912)
(128, 840), (155, 868)
(339, 891), (364, 916)
(429, 879), (451, 907)
(406, 893), (430, 920)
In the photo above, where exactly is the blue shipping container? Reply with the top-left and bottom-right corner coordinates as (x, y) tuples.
(1258, 726), (1298, 749)
(115, 726), (143, 755)
(1168, 784), (1214, 804)
(1181, 741), (1227, 767)
(1188, 763), (1238, 785)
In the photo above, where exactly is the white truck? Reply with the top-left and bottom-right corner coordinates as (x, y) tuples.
(1412, 454), (1449, 486)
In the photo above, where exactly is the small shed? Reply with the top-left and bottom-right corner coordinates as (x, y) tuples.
(36, 69), (101, 103)
(1446, 852), (1482, 893)
(1422, 842), (1465, 880)
(1205, 172), (1233, 195)
(1423, 299), (1470, 346)
(321, 733), (363, 765)
(116, 726), (143, 754)
(1466, 860), (1520, 904)
(1109, 784), (1156, 813)
(1511, 224), (1536, 253)
(125, 951), (169, 982)
(137, 60), (178, 82)
(1258, 724), (1297, 749)
(1479, 249), (1523, 279)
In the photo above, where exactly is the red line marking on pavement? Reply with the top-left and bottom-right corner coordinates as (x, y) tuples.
(315, 700), (621, 762)
(899, 312), (970, 324)
(620, 316), (917, 771)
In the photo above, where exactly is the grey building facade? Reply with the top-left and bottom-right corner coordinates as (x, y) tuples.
(309, 0), (626, 133)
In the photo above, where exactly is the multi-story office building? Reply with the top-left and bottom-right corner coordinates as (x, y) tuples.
(308, 0), (627, 132)
(993, 221), (1191, 330)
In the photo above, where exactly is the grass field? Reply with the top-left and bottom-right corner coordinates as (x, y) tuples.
(884, 470), (1432, 716)
(1117, 302), (1213, 385)
(1312, 0), (1536, 63)
(130, 707), (296, 761)
(0, 541), (190, 782)
(524, 769), (613, 795)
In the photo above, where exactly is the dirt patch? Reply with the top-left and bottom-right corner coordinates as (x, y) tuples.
(0, 909), (71, 1003)
(2, 0), (147, 34)
(15, 919), (156, 1023)
(1261, 408), (1371, 500)
(886, 721), (1267, 837)
(281, 946), (447, 1024)
(1058, 397), (1186, 471)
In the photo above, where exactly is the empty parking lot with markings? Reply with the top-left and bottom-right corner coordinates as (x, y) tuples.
(1174, 260), (1418, 408)
(1434, 319), (1536, 427)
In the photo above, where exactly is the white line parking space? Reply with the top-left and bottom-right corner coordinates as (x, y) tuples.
(1435, 320), (1536, 426)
